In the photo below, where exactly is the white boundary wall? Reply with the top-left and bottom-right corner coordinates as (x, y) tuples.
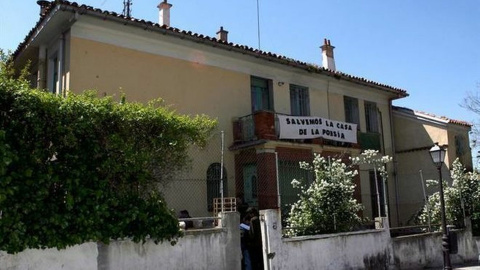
(0, 213), (240, 270)
(260, 209), (480, 270)
(261, 209), (394, 269)
(1, 211), (478, 270)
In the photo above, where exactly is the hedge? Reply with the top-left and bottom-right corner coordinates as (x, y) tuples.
(0, 62), (216, 253)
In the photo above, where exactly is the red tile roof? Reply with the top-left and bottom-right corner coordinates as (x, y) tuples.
(14, 0), (408, 98)
(393, 106), (472, 127)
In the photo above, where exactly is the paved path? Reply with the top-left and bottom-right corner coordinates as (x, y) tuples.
(454, 266), (480, 270)
(427, 263), (480, 269)
(425, 262), (480, 269)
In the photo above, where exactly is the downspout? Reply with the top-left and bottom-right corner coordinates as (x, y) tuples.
(58, 33), (65, 96)
(275, 152), (280, 208)
(220, 131), (225, 214)
(326, 80), (331, 119)
(378, 108), (389, 222)
(388, 98), (401, 226)
(37, 45), (47, 89)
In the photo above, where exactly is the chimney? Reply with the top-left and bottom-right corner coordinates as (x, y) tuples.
(157, 0), (173, 27)
(320, 38), (336, 71)
(37, 0), (50, 18)
(216, 26), (228, 42)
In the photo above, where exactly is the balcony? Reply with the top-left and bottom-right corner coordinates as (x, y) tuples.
(232, 111), (381, 151)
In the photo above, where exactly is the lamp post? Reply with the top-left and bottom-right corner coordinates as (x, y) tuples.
(429, 143), (451, 270)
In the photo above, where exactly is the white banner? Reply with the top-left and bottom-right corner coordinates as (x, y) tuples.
(278, 115), (357, 143)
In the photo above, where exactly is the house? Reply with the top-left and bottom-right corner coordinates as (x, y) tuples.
(13, 0), (424, 226)
(392, 106), (472, 225)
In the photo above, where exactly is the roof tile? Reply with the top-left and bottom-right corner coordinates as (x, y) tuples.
(14, 0), (408, 97)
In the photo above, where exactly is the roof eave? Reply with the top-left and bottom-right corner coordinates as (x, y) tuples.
(14, 1), (409, 97)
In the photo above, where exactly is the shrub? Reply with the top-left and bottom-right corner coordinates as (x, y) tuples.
(418, 159), (480, 233)
(0, 53), (216, 253)
(285, 155), (363, 236)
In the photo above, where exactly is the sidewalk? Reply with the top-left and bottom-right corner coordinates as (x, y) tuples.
(427, 262), (480, 269)
(454, 265), (480, 270)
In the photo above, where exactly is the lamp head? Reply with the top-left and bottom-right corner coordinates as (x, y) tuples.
(429, 143), (446, 167)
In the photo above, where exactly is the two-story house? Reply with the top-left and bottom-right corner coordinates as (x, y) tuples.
(14, 0), (413, 225)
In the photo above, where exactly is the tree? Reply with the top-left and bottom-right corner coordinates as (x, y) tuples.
(0, 51), (217, 253)
(462, 90), (480, 167)
(418, 159), (480, 234)
(285, 154), (363, 236)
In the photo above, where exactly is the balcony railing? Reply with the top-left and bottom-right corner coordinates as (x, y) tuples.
(232, 111), (382, 151)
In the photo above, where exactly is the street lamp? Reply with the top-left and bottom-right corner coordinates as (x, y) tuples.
(429, 143), (451, 270)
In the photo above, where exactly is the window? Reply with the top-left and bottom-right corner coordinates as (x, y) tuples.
(206, 163), (228, 211)
(370, 170), (386, 218)
(278, 160), (314, 209)
(365, 101), (379, 133)
(251, 76), (273, 112)
(344, 96), (360, 128)
(290, 84), (310, 116)
(455, 135), (466, 157)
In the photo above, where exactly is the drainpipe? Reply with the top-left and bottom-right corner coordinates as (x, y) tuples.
(275, 152), (280, 208)
(378, 108), (389, 222)
(326, 80), (331, 119)
(58, 35), (64, 95)
(220, 131), (225, 214)
(388, 98), (401, 226)
(37, 45), (47, 89)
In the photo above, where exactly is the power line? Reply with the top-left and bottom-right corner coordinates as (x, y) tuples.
(256, 0), (261, 50)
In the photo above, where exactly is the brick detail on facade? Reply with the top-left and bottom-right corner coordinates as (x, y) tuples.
(256, 151), (278, 209)
(253, 111), (277, 140)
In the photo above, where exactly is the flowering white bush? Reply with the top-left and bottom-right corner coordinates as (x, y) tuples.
(285, 154), (363, 236)
(350, 149), (392, 180)
(418, 158), (480, 231)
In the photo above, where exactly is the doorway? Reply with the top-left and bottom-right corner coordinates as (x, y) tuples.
(243, 164), (258, 207)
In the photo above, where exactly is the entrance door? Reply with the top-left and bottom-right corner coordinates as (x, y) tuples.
(243, 164), (258, 207)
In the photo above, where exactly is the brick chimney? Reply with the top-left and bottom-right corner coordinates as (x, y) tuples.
(37, 0), (50, 18)
(157, 0), (173, 27)
(320, 38), (336, 71)
(216, 26), (228, 42)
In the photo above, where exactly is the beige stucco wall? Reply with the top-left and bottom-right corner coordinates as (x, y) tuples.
(394, 114), (444, 224)
(69, 37), (250, 117)
(393, 110), (472, 225)
(64, 16), (399, 221)
(69, 37), (249, 216)
(447, 127), (473, 169)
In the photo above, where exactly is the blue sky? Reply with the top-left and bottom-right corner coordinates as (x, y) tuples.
(1, 1), (479, 142)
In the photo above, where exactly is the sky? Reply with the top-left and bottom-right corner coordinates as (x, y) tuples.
(1, 1), (479, 153)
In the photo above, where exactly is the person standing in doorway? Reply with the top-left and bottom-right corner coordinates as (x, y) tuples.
(240, 215), (252, 270)
(246, 207), (263, 270)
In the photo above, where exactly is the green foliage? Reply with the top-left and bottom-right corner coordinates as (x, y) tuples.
(418, 159), (480, 233)
(0, 49), (30, 91)
(285, 154), (363, 236)
(0, 55), (217, 253)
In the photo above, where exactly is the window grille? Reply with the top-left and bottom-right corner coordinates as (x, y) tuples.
(290, 84), (310, 116)
(364, 101), (379, 133)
